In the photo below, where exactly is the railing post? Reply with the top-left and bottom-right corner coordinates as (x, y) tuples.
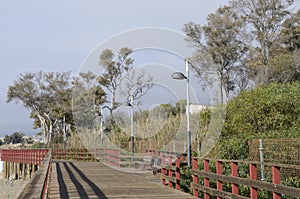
(192, 158), (199, 197)
(272, 166), (281, 199)
(161, 155), (166, 185)
(175, 157), (180, 190)
(250, 163), (258, 199)
(117, 150), (121, 167)
(216, 160), (223, 199)
(231, 161), (239, 195)
(204, 159), (210, 199)
(168, 156), (173, 188)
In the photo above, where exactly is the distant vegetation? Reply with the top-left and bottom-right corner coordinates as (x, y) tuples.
(0, 131), (35, 146)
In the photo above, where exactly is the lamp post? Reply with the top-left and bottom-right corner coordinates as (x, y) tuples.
(129, 95), (134, 155)
(171, 59), (191, 168)
(99, 105), (110, 147)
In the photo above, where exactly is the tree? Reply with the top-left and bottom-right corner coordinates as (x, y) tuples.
(10, 132), (24, 144)
(98, 47), (153, 114)
(261, 51), (300, 84)
(3, 135), (11, 144)
(230, 0), (294, 83)
(72, 71), (106, 129)
(7, 71), (74, 145)
(245, 7), (300, 84)
(26, 137), (34, 144)
(183, 6), (248, 102)
(279, 9), (300, 52)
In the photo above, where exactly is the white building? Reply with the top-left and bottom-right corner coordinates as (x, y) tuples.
(189, 104), (209, 115)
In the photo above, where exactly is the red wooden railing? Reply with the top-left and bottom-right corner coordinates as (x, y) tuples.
(191, 158), (300, 199)
(0, 149), (49, 165)
(2, 149), (300, 198)
(12, 150), (53, 199)
(146, 151), (300, 199)
(160, 154), (185, 190)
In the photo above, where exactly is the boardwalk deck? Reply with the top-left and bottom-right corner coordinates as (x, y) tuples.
(49, 160), (195, 199)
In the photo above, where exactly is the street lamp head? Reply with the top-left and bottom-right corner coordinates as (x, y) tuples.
(171, 72), (187, 80)
(126, 102), (132, 107)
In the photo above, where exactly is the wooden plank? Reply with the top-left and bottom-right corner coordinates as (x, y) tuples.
(190, 169), (300, 198)
(49, 161), (195, 199)
(191, 183), (250, 199)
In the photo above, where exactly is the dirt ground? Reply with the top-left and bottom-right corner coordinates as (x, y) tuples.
(0, 177), (28, 199)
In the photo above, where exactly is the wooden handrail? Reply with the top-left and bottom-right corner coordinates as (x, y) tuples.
(0, 149), (49, 165)
(191, 158), (300, 199)
(17, 151), (52, 199)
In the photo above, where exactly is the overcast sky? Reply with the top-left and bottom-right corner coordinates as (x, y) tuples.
(0, 0), (299, 136)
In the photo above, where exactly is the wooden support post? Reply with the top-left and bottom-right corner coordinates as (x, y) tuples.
(175, 157), (180, 190)
(4, 161), (8, 179)
(17, 162), (20, 180)
(7, 162), (9, 179)
(250, 163), (258, 199)
(161, 155), (166, 185)
(231, 161), (239, 195)
(216, 161), (223, 199)
(204, 159), (210, 199)
(22, 163), (26, 181)
(10, 162), (13, 179)
(27, 164), (31, 180)
(192, 158), (199, 197)
(272, 166), (281, 199)
(168, 156), (173, 188)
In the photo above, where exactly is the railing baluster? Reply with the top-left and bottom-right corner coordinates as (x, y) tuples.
(272, 166), (281, 199)
(250, 163), (258, 199)
(216, 160), (223, 199)
(168, 156), (173, 188)
(192, 158), (199, 197)
(161, 155), (166, 185)
(175, 157), (181, 190)
(204, 159), (210, 199)
(231, 161), (239, 195)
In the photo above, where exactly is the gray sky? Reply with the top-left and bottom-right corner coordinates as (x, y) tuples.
(0, 0), (298, 136)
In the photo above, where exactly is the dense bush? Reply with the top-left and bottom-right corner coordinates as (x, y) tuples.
(215, 82), (300, 159)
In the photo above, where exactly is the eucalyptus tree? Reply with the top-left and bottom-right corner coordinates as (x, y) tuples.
(262, 9), (300, 84)
(230, 0), (295, 84)
(98, 47), (153, 114)
(7, 71), (73, 145)
(279, 9), (300, 52)
(72, 71), (106, 129)
(184, 6), (248, 102)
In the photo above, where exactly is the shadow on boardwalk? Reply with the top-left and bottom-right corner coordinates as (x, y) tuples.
(49, 161), (195, 199)
(52, 161), (108, 199)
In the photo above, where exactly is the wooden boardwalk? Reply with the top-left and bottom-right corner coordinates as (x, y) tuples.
(49, 160), (196, 199)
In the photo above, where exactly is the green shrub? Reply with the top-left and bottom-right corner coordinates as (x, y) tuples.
(214, 82), (300, 159)
(31, 141), (46, 149)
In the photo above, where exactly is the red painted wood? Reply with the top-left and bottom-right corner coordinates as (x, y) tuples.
(250, 163), (258, 199)
(161, 155), (166, 185)
(216, 161), (223, 199)
(168, 156), (173, 188)
(0, 149), (48, 165)
(192, 158), (199, 197)
(204, 159), (210, 199)
(231, 161), (239, 195)
(175, 158), (180, 190)
(272, 166), (281, 199)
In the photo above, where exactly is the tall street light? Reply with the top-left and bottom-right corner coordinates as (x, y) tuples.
(126, 95), (134, 155)
(99, 105), (110, 147)
(171, 59), (191, 167)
